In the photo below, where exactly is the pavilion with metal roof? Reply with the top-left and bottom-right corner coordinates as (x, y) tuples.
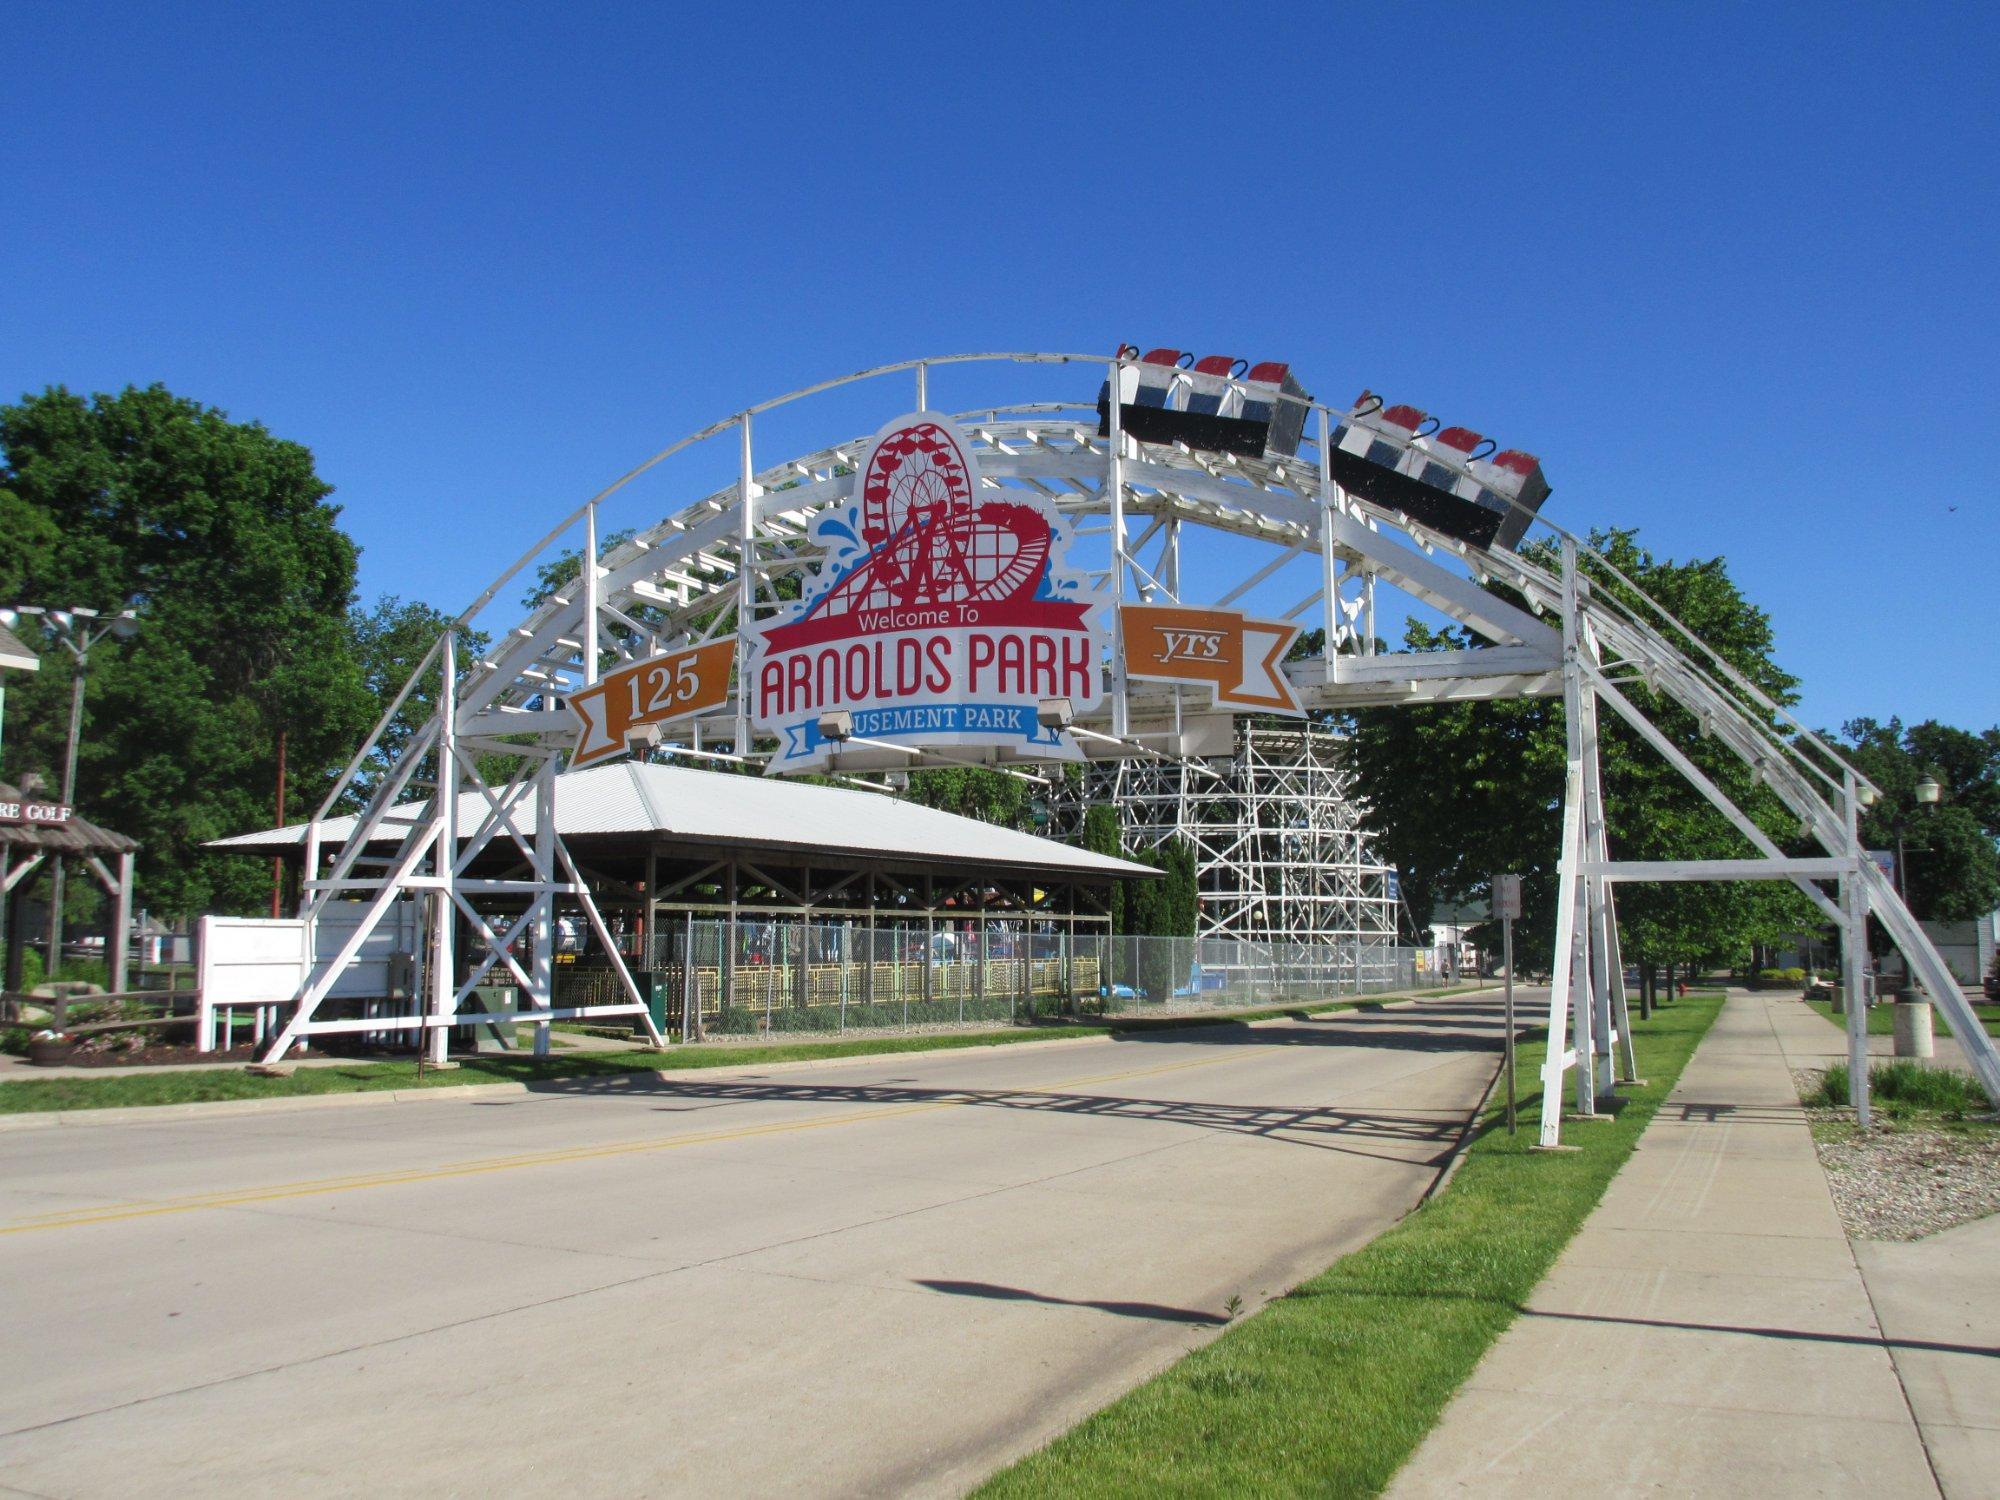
(213, 762), (1154, 1038)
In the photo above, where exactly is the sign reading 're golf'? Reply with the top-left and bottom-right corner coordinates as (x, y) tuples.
(748, 412), (1106, 773)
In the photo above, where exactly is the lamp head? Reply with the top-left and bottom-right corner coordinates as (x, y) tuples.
(1915, 776), (1942, 805)
(1035, 697), (1074, 730)
(817, 710), (853, 743)
(624, 723), (663, 755)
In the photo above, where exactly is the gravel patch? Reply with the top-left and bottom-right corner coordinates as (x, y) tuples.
(1795, 1068), (2000, 1240)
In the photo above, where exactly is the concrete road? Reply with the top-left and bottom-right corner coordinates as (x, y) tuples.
(0, 992), (1513, 1499)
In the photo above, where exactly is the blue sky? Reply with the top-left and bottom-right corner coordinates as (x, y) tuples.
(5, 1), (1995, 734)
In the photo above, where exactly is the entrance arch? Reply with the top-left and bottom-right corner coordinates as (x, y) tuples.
(254, 352), (2000, 1136)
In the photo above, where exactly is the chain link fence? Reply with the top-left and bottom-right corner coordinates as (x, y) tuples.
(552, 919), (1427, 1038)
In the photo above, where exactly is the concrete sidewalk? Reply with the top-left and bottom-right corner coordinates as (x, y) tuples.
(1764, 993), (2000, 1496)
(1388, 990), (1944, 1497)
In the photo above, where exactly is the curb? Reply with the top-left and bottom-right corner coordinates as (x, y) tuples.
(0, 987), (1498, 1134)
(1420, 1037), (1512, 1206)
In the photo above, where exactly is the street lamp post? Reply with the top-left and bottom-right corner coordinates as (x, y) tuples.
(1893, 774), (1943, 906)
(0, 607), (139, 975)
(1885, 775), (1942, 996)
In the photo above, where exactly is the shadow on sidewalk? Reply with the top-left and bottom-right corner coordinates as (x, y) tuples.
(1523, 1305), (2000, 1360)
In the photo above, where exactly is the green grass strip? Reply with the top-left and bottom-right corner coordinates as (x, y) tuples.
(977, 991), (1727, 1500)
(0, 985), (1490, 1116)
(1802, 995), (2000, 1040)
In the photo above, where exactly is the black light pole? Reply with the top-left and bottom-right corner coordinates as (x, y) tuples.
(1885, 775), (1941, 996)
(1894, 775), (1943, 907)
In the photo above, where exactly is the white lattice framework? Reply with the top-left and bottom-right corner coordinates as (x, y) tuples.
(254, 351), (2000, 1146)
(1087, 722), (1400, 977)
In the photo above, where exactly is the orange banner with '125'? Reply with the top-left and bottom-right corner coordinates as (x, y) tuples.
(567, 641), (736, 768)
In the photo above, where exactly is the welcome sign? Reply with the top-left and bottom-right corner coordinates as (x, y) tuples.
(747, 412), (1106, 773)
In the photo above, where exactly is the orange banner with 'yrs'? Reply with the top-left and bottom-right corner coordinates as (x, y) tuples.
(1119, 604), (1302, 715)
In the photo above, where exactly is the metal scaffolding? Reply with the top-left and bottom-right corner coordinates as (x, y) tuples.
(1082, 722), (1401, 982)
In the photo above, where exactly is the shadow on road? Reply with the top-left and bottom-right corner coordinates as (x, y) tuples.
(458, 996), (1520, 1164)
(491, 1073), (1473, 1164)
(1102, 998), (1511, 1055)
(912, 1278), (1221, 1325)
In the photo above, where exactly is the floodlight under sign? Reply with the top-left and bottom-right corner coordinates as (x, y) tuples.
(1035, 697), (1074, 730)
(817, 710), (853, 743)
(625, 723), (662, 753)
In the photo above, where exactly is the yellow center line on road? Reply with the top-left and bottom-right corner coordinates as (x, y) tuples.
(2, 1043), (1272, 1237)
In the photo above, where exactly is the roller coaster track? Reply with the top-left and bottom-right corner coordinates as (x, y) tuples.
(255, 353), (1998, 1134)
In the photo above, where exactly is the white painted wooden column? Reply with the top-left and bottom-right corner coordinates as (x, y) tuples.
(1842, 769), (1872, 1126)
(583, 503), (600, 687)
(429, 628), (458, 1065)
(1540, 538), (1592, 1144)
(531, 752), (556, 1058)
(1317, 406), (1340, 683)
(735, 414), (756, 755)
(1105, 356), (1129, 738)
(110, 850), (133, 995)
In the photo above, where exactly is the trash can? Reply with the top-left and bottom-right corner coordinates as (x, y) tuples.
(461, 985), (521, 1052)
(646, 970), (682, 1040)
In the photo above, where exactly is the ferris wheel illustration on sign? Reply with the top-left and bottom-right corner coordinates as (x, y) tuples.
(804, 418), (1049, 617)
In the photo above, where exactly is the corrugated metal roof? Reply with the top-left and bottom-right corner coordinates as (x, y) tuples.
(208, 762), (1154, 879)
(0, 624), (40, 674)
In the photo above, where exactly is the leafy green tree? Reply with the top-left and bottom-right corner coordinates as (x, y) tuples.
(0, 385), (374, 915)
(1346, 529), (1819, 980)
(901, 765), (1051, 830)
(1834, 717), (2000, 922)
(524, 528), (637, 609)
(341, 597), (499, 808)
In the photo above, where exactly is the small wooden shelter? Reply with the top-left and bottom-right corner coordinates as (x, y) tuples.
(1, 782), (138, 994)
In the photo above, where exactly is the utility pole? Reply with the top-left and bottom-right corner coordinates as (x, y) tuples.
(0, 608), (140, 974)
(270, 728), (288, 918)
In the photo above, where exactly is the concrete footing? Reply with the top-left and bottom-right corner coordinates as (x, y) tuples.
(1892, 999), (1934, 1059)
